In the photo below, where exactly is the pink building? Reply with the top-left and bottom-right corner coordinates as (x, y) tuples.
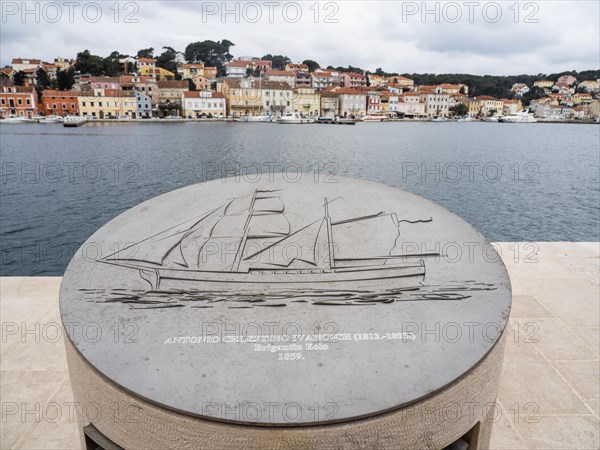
(340, 72), (367, 88)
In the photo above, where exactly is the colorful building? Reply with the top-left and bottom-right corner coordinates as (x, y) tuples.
(312, 71), (336, 89)
(266, 70), (296, 88)
(320, 91), (339, 118)
(260, 80), (293, 116)
(77, 90), (136, 118)
(420, 90), (452, 117)
(340, 72), (367, 88)
(182, 91), (226, 118)
(221, 78), (262, 117)
(157, 80), (189, 106)
(476, 96), (504, 116)
(397, 92), (426, 118)
(336, 88), (366, 117)
(292, 87), (320, 117)
(41, 90), (80, 117)
(135, 91), (153, 118)
(140, 66), (175, 80)
(0, 84), (37, 118)
(182, 63), (205, 80)
(191, 75), (211, 91)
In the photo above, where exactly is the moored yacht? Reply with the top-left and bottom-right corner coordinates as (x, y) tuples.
(277, 112), (313, 124)
(499, 110), (537, 123)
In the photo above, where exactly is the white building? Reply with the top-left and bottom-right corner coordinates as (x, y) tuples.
(260, 80), (292, 116)
(419, 91), (451, 117)
(183, 91), (226, 118)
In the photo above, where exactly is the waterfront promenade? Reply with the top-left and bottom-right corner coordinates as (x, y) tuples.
(1, 242), (598, 449)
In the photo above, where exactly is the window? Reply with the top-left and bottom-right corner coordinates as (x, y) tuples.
(71, 103), (75, 109)
(53, 103), (57, 109)
(26, 98), (31, 105)
(17, 98), (22, 105)
(62, 104), (66, 109)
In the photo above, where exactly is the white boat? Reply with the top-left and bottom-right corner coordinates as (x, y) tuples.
(429, 117), (449, 122)
(457, 117), (475, 122)
(247, 115), (272, 122)
(363, 115), (388, 122)
(0, 115), (28, 123)
(277, 112), (313, 124)
(499, 110), (537, 123)
(39, 116), (63, 124)
(63, 116), (87, 127)
(483, 116), (500, 122)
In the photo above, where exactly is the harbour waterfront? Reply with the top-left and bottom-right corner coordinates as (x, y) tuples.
(1, 121), (599, 276)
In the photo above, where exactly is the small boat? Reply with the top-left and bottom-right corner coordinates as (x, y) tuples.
(63, 116), (87, 127)
(363, 115), (388, 122)
(277, 112), (313, 124)
(39, 116), (63, 124)
(0, 115), (28, 124)
(457, 117), (475, 122)
(429, 117), (449, 122)
(247, 115), (273, 123)
(499, 110), (537, 123)
(483, 116), (500, 122)
(316, 117), (356, 125)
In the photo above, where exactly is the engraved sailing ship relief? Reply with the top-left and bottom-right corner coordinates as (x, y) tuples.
(89, 189), (496, 308)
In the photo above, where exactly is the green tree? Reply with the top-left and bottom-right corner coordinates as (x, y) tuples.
(103, 51), (121, 77)
(56, 68), (76, 90)
(13, 71), (27, 86)
(450, 102), (468, 117)
(185, 40), (234, 76)
(137, 47), (154, 58)
(156, 47), (178, 74)
(262, 54), (291, 70)
(35, 68), (51, 89)
(522, 86), (547, 106)
(75, 50), (105, 76)
(302, 60), (320, 72)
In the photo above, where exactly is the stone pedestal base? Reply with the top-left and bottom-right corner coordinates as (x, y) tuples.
(65, 332), (506, 450)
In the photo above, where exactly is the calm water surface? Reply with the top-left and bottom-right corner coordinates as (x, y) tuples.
(1, 121), (598, 275)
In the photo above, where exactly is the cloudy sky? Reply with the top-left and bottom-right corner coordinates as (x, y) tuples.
(1, 1), (598, 75)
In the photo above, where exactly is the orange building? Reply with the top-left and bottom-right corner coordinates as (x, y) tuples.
(0, 84), (37, 118)
(41, 90), (80, 117)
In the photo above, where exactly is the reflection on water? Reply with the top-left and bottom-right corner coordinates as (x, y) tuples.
(79, 281), (496, 309)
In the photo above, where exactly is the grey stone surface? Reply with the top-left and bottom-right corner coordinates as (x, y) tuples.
(59, 175), (511, 425)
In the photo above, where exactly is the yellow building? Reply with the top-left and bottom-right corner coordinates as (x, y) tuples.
(182, 64), (205, 80)
(533, 80), (554, 89)
(140, 66), (175, 80)
(221, 78), (262, 117)
(77, 89), (136, 118)
(578, 80), (599, 92)
(291, 88), (320, 117)
(572, 93), (593, 104)
(477, 96), (504, 116)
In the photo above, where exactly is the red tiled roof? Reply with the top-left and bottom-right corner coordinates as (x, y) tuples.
(335, 87), (365, 95)
(267, 70), (294, 77)
(138, 58), (156, 63)
(12, 58), (41, 65)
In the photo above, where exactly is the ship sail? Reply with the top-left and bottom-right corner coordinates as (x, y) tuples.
(244, 218), (328, 268)
(101, 206), (226, 267)
(331, 213), (400, 265)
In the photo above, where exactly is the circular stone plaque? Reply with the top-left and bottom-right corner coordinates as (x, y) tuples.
(60, 175), (511, 426)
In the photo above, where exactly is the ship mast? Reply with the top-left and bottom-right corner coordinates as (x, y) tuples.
(324, 197), (335, 270)
(231, 190), (258, 271)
